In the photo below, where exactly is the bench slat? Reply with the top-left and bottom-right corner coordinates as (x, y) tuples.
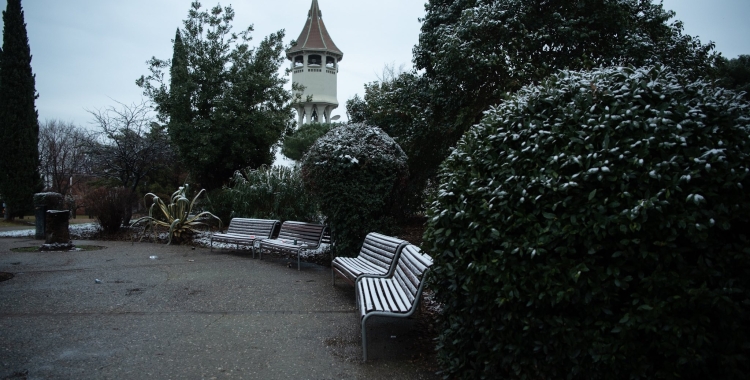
(359, 242), (398, 268)
(357, 244), (433, 361)
(358, 280), (368, 315)
(331, 232), (407, 286)
(396, 265), (419, 301)
(337, 257), (385, 277)
(365, 277), (380, 312)
(257, 221), (328, 270)
(211, 218), (280, 256)
(357, 244), (433, 316)
(385, 278), (409, 312)
(377, 278), (398, 312)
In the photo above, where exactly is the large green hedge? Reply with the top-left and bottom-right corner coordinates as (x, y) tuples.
(423, 66), (750, 379)
(301, 123), (408, 257)
(215, 165), (319, 225)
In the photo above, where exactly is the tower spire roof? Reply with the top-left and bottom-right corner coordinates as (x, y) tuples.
(287, 0), (343, 60)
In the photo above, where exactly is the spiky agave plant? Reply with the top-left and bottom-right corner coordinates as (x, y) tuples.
(131, 184), (222, 244)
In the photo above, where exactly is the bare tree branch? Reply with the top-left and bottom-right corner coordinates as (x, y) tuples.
(84, 100), (174, 223)
(38, 119), (93, 197)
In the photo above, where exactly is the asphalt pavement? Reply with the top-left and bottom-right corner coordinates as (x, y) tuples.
(0, 235), (438, 379)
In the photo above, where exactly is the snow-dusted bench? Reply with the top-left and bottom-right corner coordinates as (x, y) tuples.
(256, 221), (328, 270)
(210, 218), (280, 257)
(357, 244), (433, 361)
(331, 232), (407, 286)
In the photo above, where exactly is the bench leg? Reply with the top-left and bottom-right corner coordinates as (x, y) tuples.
(362, 316), (369, 362)
(297, 248), (302, 271)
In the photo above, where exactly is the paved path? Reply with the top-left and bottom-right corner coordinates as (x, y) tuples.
(0, 237), (438, 379)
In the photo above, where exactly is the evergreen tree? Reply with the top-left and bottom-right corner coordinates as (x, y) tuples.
(280, 122), (337, 161)
(714, 55), (750, 101)
(138, 2), (296, 190)
(0, 0), (41, 220)
(168, 29), (191, 134)
(351, 0), (719, 208)
(414, 0), (718, 138)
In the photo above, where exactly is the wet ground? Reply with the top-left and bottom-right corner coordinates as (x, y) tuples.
(0, 237), (439, 379)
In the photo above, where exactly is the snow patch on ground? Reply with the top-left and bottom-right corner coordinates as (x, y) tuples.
(0, 223), (100, 239)
(1, 223), (331, 261)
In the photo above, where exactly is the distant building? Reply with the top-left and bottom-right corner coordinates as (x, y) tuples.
(286, 0), (343, 125)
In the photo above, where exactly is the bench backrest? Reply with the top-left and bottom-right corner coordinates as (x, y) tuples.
(226, 218), (280, 238)
(277, 221), (327, 248)
(393, 244), (433, 306)
(357, 232), (408, 275)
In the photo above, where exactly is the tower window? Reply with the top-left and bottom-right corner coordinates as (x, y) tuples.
(326, 56), (336, 69)
(308, 55), (322, 67)
(294, 56), (304, 68)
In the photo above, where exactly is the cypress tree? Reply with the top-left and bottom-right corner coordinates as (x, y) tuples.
(0, 0), (42, 220)
(168, 28), (191, 135)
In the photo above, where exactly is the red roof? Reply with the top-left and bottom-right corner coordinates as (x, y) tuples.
(287, 0), (343, 60)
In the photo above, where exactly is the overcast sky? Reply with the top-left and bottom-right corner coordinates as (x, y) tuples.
(5, 0), (750, 129)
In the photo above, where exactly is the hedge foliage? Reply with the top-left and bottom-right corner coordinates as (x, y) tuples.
(281, 122), (337, 161)
(423, 66), (750, 379)
(218, 165), (319, 225)
(301, 123), (408, 257)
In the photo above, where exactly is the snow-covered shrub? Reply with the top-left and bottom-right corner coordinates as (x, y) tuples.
(424, 66), (750, 379)
(301, 123), (408, 257)
(221, 165), (319, 224)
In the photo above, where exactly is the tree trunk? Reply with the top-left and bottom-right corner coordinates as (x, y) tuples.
(122, 190), (136, 226)
(4, 205), (13, 222)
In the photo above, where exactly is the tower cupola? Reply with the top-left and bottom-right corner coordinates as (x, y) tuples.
(286, 0), (343, 125)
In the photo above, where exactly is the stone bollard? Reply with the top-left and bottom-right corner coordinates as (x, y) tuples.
(33, 193), (64, 240)
(40, 210), (74, 251)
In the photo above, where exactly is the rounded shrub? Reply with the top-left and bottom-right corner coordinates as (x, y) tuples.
(423, 66), (750, 379)
(301, 123), (408, 256)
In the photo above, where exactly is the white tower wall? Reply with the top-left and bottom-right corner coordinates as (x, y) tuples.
(286, 0), (343, 125)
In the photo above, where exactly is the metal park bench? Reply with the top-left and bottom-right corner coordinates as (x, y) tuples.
(331, 232), (408, 286)
(356, 244), (433, 361)
(256, 221), (328, 270)
(210, 218), (280, 258)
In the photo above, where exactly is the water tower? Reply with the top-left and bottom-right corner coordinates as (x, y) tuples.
(286, 0), (343, 125)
